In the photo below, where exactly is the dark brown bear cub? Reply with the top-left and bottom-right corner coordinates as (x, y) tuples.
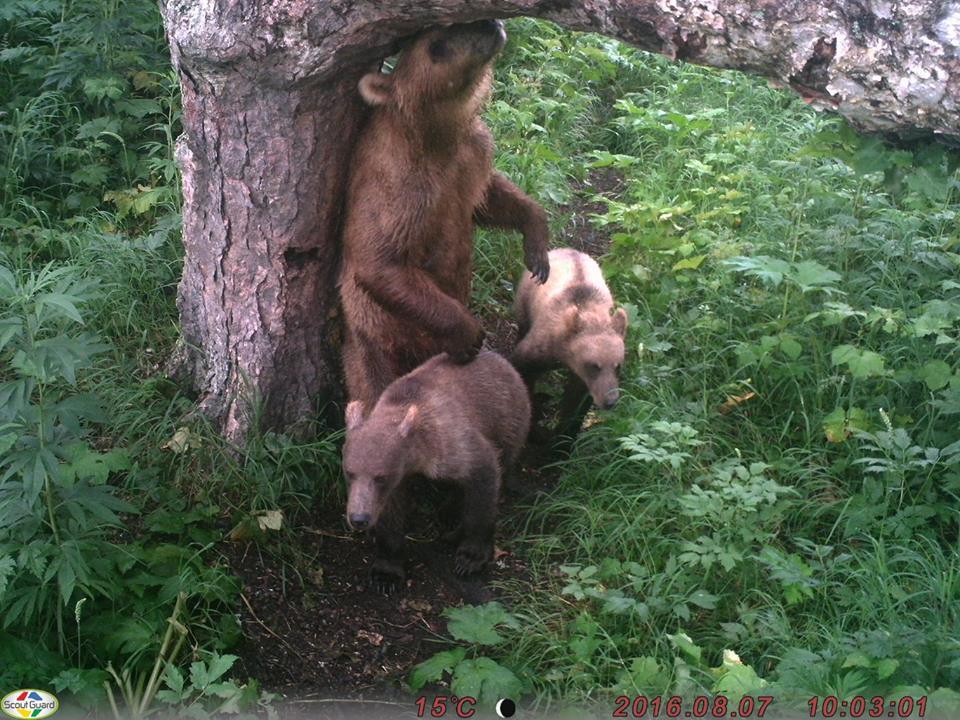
(339, 20), (550, 410)
(342, 351), (530, 592)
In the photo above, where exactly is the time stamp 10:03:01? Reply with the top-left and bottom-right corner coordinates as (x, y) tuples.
(610, 695), (928, 718)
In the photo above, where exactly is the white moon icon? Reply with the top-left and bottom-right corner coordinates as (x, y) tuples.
(495, 698), (516, 718)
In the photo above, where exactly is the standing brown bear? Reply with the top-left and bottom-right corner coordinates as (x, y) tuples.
(342, 351), (530, 592)
(339, 20), (550, 409)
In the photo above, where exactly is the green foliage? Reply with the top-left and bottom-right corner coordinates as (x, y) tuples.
(466, 17), (960, 712)
(0, 0), (179, 231)
(0, 260), (130, 631)
(410, 603), (525, 705)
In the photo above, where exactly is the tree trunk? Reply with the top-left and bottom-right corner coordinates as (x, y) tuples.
(160, 0), (960, 444)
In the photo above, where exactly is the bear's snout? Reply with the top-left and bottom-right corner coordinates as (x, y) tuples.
(597, 387), (620, 410)
(348, 512), (371, 531)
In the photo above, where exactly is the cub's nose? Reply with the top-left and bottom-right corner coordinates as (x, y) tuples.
(601, 390), (620, 410)
(349, 512), (371, 531)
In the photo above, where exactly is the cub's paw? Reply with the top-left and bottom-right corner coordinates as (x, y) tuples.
(370, 560), (405, 594)
(454, 540), (493, 577)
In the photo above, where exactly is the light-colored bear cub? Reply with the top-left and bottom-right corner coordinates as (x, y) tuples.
(513, 248), (627, 438)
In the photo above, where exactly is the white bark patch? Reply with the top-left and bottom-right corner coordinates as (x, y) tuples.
(936, 3), (960, 49)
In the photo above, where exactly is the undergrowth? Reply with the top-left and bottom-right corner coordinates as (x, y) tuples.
(434, 18), (960, 715)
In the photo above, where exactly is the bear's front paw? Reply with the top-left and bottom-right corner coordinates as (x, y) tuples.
(525, 248), (550, 285)
(454, 540), (493, 577)
(448, 324), (485, 364)
(370, 560), (405, 594)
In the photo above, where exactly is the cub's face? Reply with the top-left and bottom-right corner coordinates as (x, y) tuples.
(570, 331), (626, 410)
(359, 20), (506, 109)
(342, 402), (419, 531)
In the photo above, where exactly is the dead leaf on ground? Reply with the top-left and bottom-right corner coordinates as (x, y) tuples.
(718, 391), (757, 414)
(257, 509), (284, 531)
(357, 629), (383, 646)
(402, 599), (432, 613)
(162, 426), (199, 453)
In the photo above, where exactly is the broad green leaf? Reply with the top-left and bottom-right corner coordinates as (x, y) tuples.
(917, 360), (953, 391)
(451, 657), (523, 705)
(615, 656), (668, 695)
(711, 650), (767, 700)
(842, 651), (871, 668)
(723, 256), (791, 286)
(688, 590), (718, 609)
(667, 631), (702, 664)
(822, 407), (869, 443)
(779, 336), (802, 360)
(204, 654), (238, 685)
(162, 665), (186, 696)
(831, 345), (886, 378)
(115, 98), (162, 118)
(876, 658), (899, 680)
(410, 648), (466, 691)
(189, 660), (210, 690)
(444, 602), (519, 646)
(672, 254), (707, 272)
(791, 260), (841, 291)
(928, 688), (960, 717)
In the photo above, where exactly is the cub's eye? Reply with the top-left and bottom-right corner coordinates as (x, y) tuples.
(428, 39), (449, 61)
(373, 475), (388, 486)
(615, 363), (622, 373)
(586, 362), (601, 375)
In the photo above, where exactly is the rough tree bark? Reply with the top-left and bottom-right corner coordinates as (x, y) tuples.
(160, 0), (960, 444)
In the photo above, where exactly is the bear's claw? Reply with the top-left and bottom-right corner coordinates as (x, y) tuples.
(454, 542), (492, 577)
(370, 562), (405, 594)
(526, 252), (550, 285)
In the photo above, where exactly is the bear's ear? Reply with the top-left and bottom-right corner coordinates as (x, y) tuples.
(358, 72), (394, 106)
(563, 305), (581, 336)
(345, 401), (365, 430)
(398, 404), (419, 438)
(612, 307), (628, 338)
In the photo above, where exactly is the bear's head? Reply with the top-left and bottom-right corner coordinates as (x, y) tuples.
(566, 307), (628, 410)
(342, 400), (421, 531)
(358, 20), (506, 117)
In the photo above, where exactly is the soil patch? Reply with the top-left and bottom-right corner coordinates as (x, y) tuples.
(556, 167), (625, 257)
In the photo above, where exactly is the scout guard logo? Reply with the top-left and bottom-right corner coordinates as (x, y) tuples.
(1, 690), (59, 719)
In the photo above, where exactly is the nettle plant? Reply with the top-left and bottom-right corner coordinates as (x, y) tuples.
(676, 460), (797, 574)
(0, 261), (132, 639)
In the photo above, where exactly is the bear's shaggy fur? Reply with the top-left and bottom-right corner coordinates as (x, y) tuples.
(342, 351), (530, 591)
(513, 248), (628, 441)
(339, 20), (550, 409)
